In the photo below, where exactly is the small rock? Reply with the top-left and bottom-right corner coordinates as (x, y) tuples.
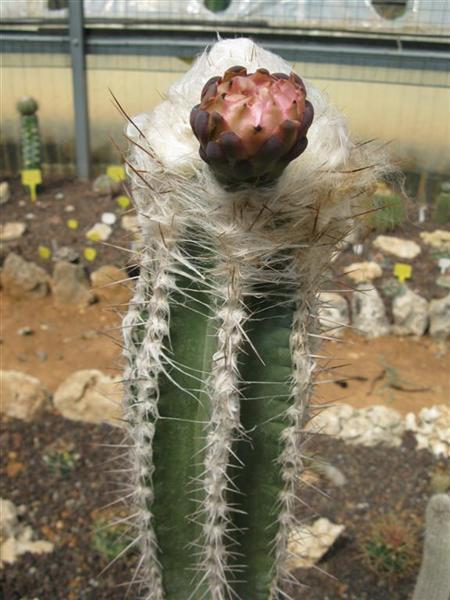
(64, 204), (75, 212)
(1, 371), (49, 421)
(0, 222), (26, 242)
(54, 192), (64, 200)
(317, 292), (349, 337)
(25, 212), (35, 220)
(351, 283), (390, 338)
(53, 369), (123, 425)
(1, 253), (49, 299)
(286, 518), (345, 570)
(343, 261), (382, 283)
(101, 212), (117, 226)
(90, 265), (131, 304)
(420, 230), (450, 252)
(86, 223), (112, 242)
(392, 286), (428, 336)
(53, 246), (80, 263)
(373, 235), (421, 260)
(121, 214), (139, 233)
(92, 174), (121, 196)
(0, 498), (54, 566)
(429, 294), (450, 339)
(36, 351), (48, 362)
(437, 274), (450, 289)
(0, 181), (10, 205)
(405, 412), (417, 431)
(17, 326), (34, 336)
(51, 262), (96, 307)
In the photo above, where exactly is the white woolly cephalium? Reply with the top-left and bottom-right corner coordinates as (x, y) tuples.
(123, 37), (394, 599)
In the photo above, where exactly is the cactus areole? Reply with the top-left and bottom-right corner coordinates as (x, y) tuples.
(190, 66), (314, 185)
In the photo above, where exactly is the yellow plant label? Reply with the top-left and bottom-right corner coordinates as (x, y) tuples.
(107, 165), (126, 182)
(394, 263), (412, 283)
(38, 245), (51, 260)
(86, 231), (101, 242)
(116, 195), (130, 209)
(84, 247), (97, 262)
(21, 169), (42, 202)
(67, 219), (79, 230)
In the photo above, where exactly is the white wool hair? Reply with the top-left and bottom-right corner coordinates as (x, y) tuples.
(123, 37), (394, 599)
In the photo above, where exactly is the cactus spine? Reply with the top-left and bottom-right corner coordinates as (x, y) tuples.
(413, 494), (450, 600)
(17, 97), (41, 170)
(121, 38), (392, 599)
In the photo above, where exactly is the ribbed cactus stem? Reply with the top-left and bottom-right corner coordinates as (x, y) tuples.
(413, 494), (450, 600)
(201, 265), (246, 599)
(17, 97), (41, 170)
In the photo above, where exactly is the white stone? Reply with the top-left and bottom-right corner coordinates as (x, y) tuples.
(429, 294), (450, 339)
(392, 287), (428, 336)
(343, 261), (383, 283)
(317, 292), (349, 337)
(405, 412), (417, 431)
(0, 222), (26, 242)
(53, 369), (123, 425)
(373, 235), (421, 259)
(351, 283), (390, 338)
(0, 181), (11, 205)
(431, 441), (447, 457)
(366, 405), (404, 431)
(101, 212), (117, 226)
(421, 406), (441, 422)
(340, 415), (369, 440)
(420, 230), (450, 252)
(286, 518), (345, 570)
(0, 499), (54, 567)
(86, 223), (112, 242)
(1, 371), (49, 421)
(121, 214), (139, 233)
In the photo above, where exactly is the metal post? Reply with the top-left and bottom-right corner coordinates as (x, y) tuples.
(68, 0), (90, 179)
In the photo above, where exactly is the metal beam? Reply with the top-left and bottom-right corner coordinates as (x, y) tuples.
(68, 0), (90, 179)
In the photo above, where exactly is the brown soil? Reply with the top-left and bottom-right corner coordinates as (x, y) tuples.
(1, 178), (133, 275)
(2, 293), (448, 413)
(1, 415), (447, 600)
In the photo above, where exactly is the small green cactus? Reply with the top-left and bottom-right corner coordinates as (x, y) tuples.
(432, 184), (450, 225)
(17, 96), (41, 170)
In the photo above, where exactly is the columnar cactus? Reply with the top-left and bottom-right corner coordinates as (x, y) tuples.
(413, 494), (450, 600)
(17, 97), (41, 170)
(122, 38), (392, 599)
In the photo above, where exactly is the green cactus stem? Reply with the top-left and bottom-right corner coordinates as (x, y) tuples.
(17, 96), (41, 170)
(121, 38), (394, 600)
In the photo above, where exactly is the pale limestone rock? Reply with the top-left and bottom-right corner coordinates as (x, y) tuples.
(121, 214), (139, 233)
(0, 181), (10, 205)
(53, 369), (122, 425)
(286, 518), (345, 570)
(351, 283), (390, 338)
(343, 261), (382, 283)
(0, 253), (49, 299)
(392, 286), (428, 336)
(85, 222), (112, 242)
(429, 294), (450, 339)
(51, 261), (95, 307)
(0, 222), (26, 242)
(90, 265), (131, 304)
(420, 230), (450, 252)
(1, 371), (49, 421)
(317, 292), (349, 337)
(0, 499), (53, 567)
(373, 235), (421, 259)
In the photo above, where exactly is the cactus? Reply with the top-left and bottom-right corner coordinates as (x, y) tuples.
(17, 96), (41, 170)
(413, 494), (450, 600)
(432, 185), (450, 225)
(121, 38), (393, 599)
